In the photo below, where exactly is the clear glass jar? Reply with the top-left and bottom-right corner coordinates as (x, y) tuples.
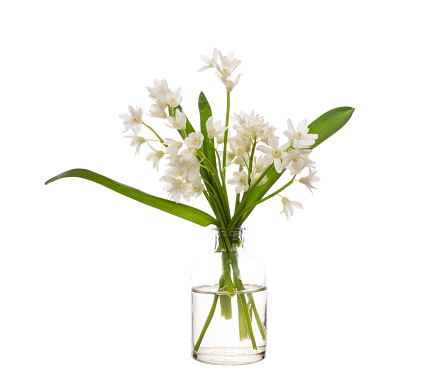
(191, 228), (267, 365)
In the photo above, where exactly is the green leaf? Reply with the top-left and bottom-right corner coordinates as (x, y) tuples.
(198, 92), (217, 170)
(308, 106), (355, 148)
(45, 169), (218, 227)
(237, 106), (355, 224)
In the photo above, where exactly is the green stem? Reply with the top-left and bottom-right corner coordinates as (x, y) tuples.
(198, 150), (231, 223)
(222, 235), (258, 350)
(222, 91), (231, 181)
(194, 295), (219, 351)
(229, 165), (275, 228)
(248, 293), (267, 341)
(247, 140), (257, 184)
(193, 232), (264, 351)
(235, 175), (297, 223)
(234, 165), (243, 214)
(143, 123), (165, 144)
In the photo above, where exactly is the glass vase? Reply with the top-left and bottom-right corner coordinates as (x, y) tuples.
(191, 228), (267, 365)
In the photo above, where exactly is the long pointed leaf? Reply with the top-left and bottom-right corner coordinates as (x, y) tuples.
(237, 106), (355, 223)
(45, 169), (218, 227)
(198, 92), (217, 170)
(308, 106), (355, 148)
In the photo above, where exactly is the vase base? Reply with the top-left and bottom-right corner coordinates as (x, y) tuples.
(192, 347), (266, 366)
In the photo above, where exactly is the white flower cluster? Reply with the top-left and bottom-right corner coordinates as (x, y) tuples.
(146, 79), (182, 117)
(119, 49), (321, 220)
(223, 112), (320, 219)
(199, 48), (242, 92)
(120, 79), (207, 203)
(160, 132), (205, 203)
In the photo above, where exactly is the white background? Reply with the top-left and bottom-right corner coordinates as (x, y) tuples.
(1, 0), (437, 391)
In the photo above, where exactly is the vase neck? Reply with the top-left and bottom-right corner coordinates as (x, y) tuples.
(212, 228), (246, 251)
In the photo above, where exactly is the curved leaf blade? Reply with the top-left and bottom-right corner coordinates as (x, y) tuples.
(45, 169), (218, 227)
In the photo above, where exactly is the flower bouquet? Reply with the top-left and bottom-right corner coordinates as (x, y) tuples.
(46, 48), (354, 365)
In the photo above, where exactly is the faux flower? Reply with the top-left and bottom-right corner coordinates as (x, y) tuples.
(281, 148), (314, 175)
(119, 106), (143, 134)
(233, 111), (275, 145)
(256, 135), (289, 173)
(206, 116), (227, 143)
(284, 119), (318, 149)
(256, 123), (276, 143)
(198, 48), (219, 72)
(214, 51), (241, 78)
(167, 109), (187, 130)
(188, 177), (205, 198)
(228, 171), (249, 193)
(160, 175), (192, 203)
(175, 149), (201, 182)
(146, 143), (165, 170)
(149, 100), (167, 119)
(146, 79), (169, 101)
(299, 168), (320, 194)
(253, 154), (270, 173)
(250, 171), (268, 186)
(164, 138), (183, 156)
(234, 152), (250, 167)
(280, 197), (303, 220)
(184, 132), (204, 150)
(146, 79), (182, 108)
(124, 135), (146, 156)
(229, 137), (249, 157)
(159, 87), (182, 108)
(216, 73), (242, 92)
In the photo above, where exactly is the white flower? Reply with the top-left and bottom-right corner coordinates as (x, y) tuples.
(206, 116), (227, 143)
(149, 100), (167, 118)
(184, 132), (204, 150)
(284, 119), (318, 149)
(299, 168), (320, 194)
(252, 154), (270, 174)
(164, 163), (184, 178)
(146, 143), (165, 170)
(164, 138), (183, 156)
(235, 124), (253, 142)
(216, 73), (242, 92)
(228, 171), (249, 193)
(234, 152), (250, 167)
(257, 124), (275, 142)
(175, 149), (201, 182)
(167, 109), (187, 130)
(229, 137), (249, 157)
(182, 162), (201, 183)
(281, 197), (303, 220)
(281, 148), (314, 175)
(198, 48), (219, 72)
(159, 87), (182, 108)
(160, 175), (192, 203)
(178, 148), (198, 166)
(250, 171), (268, 186)
(256, 135), (289, 173)
(119, 106), (143, 134)
(124, 135), (146, 156)
(188, 176), (205, 198)
(220, 150), (235, 165)
(214, 51), (241, 78)
(233, 111), (272, 141)
(146, 79), (169, 101)
(146, 79), (182, 108)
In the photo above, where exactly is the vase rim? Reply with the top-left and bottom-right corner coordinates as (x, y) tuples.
(211, 227), (245, 234)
